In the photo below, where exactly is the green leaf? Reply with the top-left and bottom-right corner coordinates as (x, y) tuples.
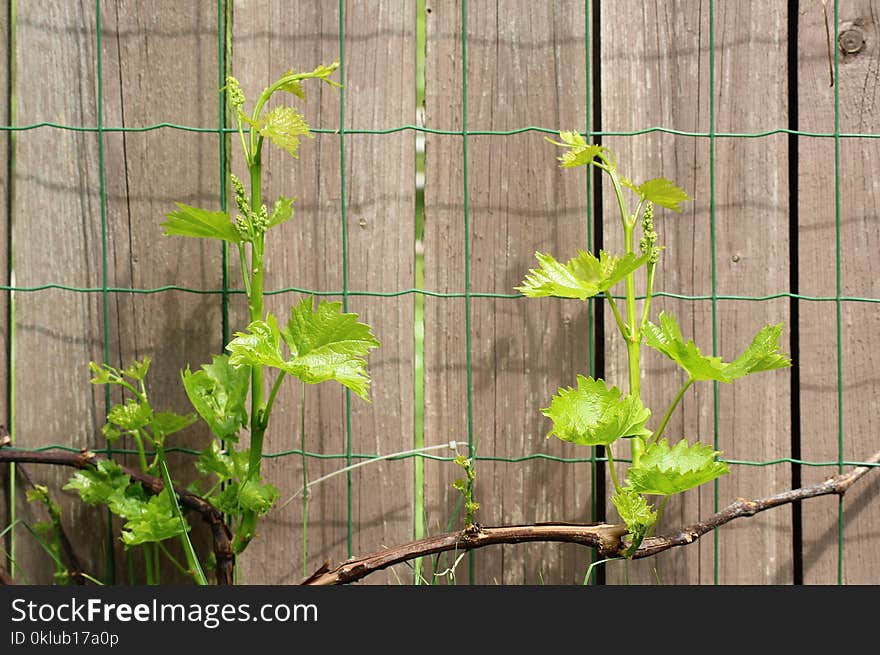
(227, 314), (287, 370)
(279, 298), (381, 400)
(268, 195), (296, 229)
(724, 323), (792, 380)
(121, 358), (151, 382)
(622, 177), (690, 212)
(213, 479), (278, 517)
(542, 375), (652, 447)
(120, 488), (189, 547)
(107, 399), (152, 432)
(63, 460), (147, 519)
(182, 355), (250, 441)
(196, 441), (249, 482)
(151, 411), (196, 440)
(627, 438), (730, 496)
(276, 61), (341, 98)
(611, 488), (657, 556)
(162, 203), (241, 243)
(644, 311), (792, 383)
(252, 106), (312, 159)
(229, 299), (380, 400)
(545, 131), (606, 168)
(517, 250), (649, 300)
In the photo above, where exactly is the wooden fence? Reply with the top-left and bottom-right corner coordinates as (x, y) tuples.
(1, 0), (878, 585)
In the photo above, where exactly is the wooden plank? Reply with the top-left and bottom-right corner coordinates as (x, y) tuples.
(601, 1), (791, 584)
(232, 0), (414, 584)
(98, 0), (222, 582)
(10, 0), (106, 584)
(799, 0), (880, 584)
(599, 0), (711, 585)
(425, 0), (593, 584)
(0, 0), (11, 545)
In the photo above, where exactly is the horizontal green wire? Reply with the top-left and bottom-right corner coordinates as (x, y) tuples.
(1, 283), (878, 304)
(4, 445), (876, 470)
(1, 121), (879, 140)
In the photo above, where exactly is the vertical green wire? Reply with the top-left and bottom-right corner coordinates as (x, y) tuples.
(832, 0), (844, 586)
(338, 0), (353, 559)
(708, 0), (720, 586)
(4, 0), (15, 579)
(460, 0), (475, 586)
(95, 0), (115, 585)
(218, 0), (229, 345)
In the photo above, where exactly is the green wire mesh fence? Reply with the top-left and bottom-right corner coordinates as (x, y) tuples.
(1, 0), (878, 585)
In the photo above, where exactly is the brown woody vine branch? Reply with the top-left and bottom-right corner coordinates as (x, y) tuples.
(303, 448), (880, 585)
(0, 446), (234, 585)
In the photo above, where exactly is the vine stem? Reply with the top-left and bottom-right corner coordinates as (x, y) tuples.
(301, 382), (308, 579)
(605, 445), (622, 493)
(652, 378), (695, 445)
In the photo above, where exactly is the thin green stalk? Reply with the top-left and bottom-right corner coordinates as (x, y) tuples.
(157, 541), (191, 579)
(300, 382), (308, 578)
(652, 378), (694, 445)
(151, 542), (161, 584)
(264, 372), (286, 423)
(156, 448), (207, 585)
(641, 262), (656, 333)
(143, 542), (156, 585)
(605, 444), (622, 493)
(605, 292), (627, 338)
(130, 430), (149, 474)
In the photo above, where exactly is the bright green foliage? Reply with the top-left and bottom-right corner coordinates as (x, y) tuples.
(724, 323), (793, 379)
(268, 195), (296, 229)
(182, 355), (250, 441)
(545, 131), (606, 168)
(214, 480), (279, 517)
(452, 455), (480, 528)
(64, 460), (148, 521)
(248, 106), (312, 159)
(227, 298), (381, 400)
(121, 488), (189, 547)
(627, 438), (730, 496)
(611, 488), (657, 555)
(161, 203), (241, 243)
(152, 412), (197, 439)
(517, 250), (649, 300)
(622, 177), (690, 212)
(106, 399), (151, 434)
(278, 62), (342, 99)
(644, 311), (792, 383)
(196, 441), (248, 482)
(542, 375), (652, 446)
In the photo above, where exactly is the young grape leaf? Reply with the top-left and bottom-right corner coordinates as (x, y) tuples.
(162, 203), (241, 243)
(249, 106), (312, 159)
(120, 488), (189, 547)
(151, 411), (197, 441)
(611, 488), (657, 556)
(196, 441), (249, 483)
(622, 177), (690, 212)
(182, 355), (250, 441)
(227, 298), (381, 400)
(121, 357), (151, 382)
(724, 323), (793, 380)
(277, 61), (341, 99)
(268, 195), (296, 229)
(545, 131), (606, 168)
(644, 311), (791, 382)
(213, 479), (278, 517)
(542, 375), (652, 446)
(517, 250), (649, 300)
(64, 460), (148, 519)
(627, 438), (729, 496)
(106, 399), (152, 433)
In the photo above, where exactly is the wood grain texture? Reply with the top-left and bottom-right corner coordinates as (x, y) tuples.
(232, 0), (414, 584)
(424, 0), (594, 584)
(0, 0), (10, 539)
(10, 0), (106, 583)
(98, 0), (222, 582)
(599, 0), (711, 585)
(601, 1), (791, 584)
(798, 0), (880, 584)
